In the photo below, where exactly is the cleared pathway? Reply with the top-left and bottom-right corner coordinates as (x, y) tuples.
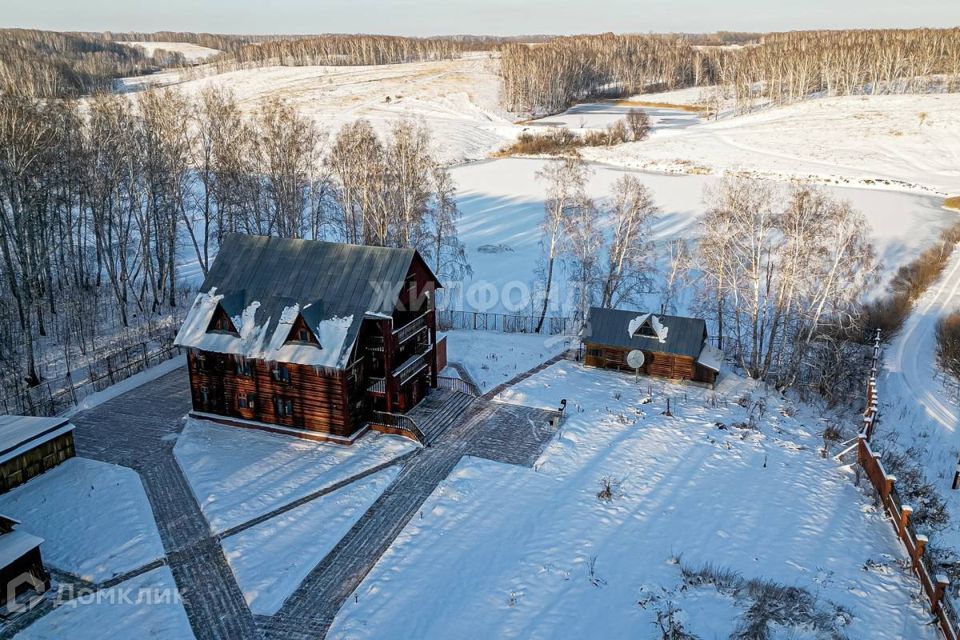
(39, 356), (560, 640)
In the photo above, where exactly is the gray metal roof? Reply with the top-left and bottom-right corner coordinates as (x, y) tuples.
(0, 415), (73, 459)
(196, 234), (438, 368)
(581, 307), (707, 358)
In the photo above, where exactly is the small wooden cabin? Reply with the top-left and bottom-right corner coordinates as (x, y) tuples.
(581, 307), (721, 386)
(0, 416), (75, 494)
(175, 234), (444, 444)
(0, 514), (48, 610)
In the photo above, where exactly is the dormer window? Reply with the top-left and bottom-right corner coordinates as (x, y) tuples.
(208, 304), (238, 335)
(635, 323), (658, 339)
(285, 315), (320, 347)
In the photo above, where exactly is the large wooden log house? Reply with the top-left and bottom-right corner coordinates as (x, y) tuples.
(175, 234), (445, 444)
(581, 307), (721, 386)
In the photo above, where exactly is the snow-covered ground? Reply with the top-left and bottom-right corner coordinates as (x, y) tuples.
(0, 458), (164, 582)
(173, 419), (416, 533)
(329, 362), (935, 639)
(450, 157), (956, 315)
(222, 467), (399, 615)
(119, 41), (221, 62)
(118, 53), (517, 164)
(16, 567), (193, 640)
(585, 93), (960, 195)
(440, 330), (572, 392)
(879, 247), (960, 553)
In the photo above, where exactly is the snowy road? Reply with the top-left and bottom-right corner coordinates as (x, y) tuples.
(887, 248), (960, 432)
(880, 244), (960, 551)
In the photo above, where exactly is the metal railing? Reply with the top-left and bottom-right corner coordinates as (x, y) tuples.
(369, 410), (425, 443)
(436, 375), (479, 397)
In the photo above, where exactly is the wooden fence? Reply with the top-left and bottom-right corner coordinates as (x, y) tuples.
(0, 334), (181, 418)
(858, 329), (958, 640)
(437, 310), (574, 336)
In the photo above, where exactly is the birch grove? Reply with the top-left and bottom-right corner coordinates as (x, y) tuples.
(0, 88), (469, 403)
(696, 178), (876, 395)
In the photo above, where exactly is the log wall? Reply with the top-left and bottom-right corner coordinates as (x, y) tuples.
(187, 350), (360, 439)
(583, 343), (709, 383)
(0, 431), (75, 494)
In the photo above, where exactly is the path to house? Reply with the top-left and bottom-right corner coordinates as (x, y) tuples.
(53, 362), (559, 640)
(68, 368), (259, 640)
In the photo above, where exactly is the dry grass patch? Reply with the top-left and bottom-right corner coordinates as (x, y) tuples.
(615, 99), (709, 113)
(864, 220), (960, 337)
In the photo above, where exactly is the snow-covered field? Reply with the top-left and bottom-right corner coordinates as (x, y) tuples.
(450, 157), (956, 315)
(16, 567), (193, 640)
(440, 330), (572, 392)
(119, 41), (221, 62)
(329, 362), (935, 639)
(119, 53), (516, 164)
(0, 458), (164, 582)
(173, 419), (416, 533)
(222, 467), (399, 615)
(585, 93), (960, 196)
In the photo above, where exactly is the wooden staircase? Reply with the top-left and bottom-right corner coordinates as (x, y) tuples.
(405, 388), (476, 445)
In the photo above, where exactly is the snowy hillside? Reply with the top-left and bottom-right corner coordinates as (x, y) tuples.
(585, 93), (960, 196)
(119, 41), (221, 62)
(121, 53), (517, 164)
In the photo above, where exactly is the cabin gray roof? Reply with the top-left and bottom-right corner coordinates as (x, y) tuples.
(581, 307), (707, 359)
(175, 234), (438, 368)
(0, 415), (73, 464)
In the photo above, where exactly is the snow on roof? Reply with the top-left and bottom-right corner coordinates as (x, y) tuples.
(627, 314), (650, 338)
(174, 234), (441, 369)
(0, 529), (44, 568)
(696, 343), (724, 373)
(0, 416), (73, 465)
(175, 289), (355, 368)
(627, 314), (668, 344)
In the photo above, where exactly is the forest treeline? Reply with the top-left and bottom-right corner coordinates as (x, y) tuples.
(501, 28), (960, 114)
(0, 29), (161, 97)
(0, 89), (468, 397)
(221, 35), (464, 68)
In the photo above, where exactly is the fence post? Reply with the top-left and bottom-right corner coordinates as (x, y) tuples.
(915, 534), (928, 568)
(899, 505), (913, 540)
(933, 575), (950, 614)
(883, 473), (896, 502)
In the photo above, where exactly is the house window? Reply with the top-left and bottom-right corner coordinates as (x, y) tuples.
(238, 393), (256, 410)
(297, 328), (310, 342)
(208, 305), (237, 334)
(195, 354), (208, 372)
(635, 324), (658, 339)
(200, 386), (210, 405)
(236, 359), (252, 377)
(587, 348), (602, 358)
(272, 367), (290, 383)
(274, 396), (293, 417)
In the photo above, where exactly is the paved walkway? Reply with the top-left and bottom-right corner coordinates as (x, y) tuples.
(261, 399), (557, 639)
(29, 354), (563, 640)
(69, 368), (258, 640)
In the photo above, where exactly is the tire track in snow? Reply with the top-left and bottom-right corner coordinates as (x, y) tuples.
(887, 247), (960, 433)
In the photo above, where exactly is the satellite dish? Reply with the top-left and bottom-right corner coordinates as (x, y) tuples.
(626, 350), (645, 369)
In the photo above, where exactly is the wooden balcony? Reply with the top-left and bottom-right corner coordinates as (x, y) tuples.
(393, 311), (430, 345)
(393, 351), (430, 386)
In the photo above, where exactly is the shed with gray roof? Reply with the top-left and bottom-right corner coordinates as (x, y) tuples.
(581, 307), (720, 385)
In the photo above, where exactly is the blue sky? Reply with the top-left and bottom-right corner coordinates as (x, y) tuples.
(4, 0), (959, 35)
